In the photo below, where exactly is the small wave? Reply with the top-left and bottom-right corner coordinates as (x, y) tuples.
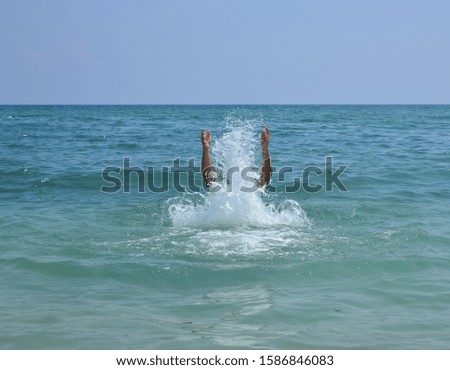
(167, 193), (307, 229)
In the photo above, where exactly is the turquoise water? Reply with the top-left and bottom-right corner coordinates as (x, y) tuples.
(1, 105), (449, 349)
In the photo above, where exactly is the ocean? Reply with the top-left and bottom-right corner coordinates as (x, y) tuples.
(1, 105), (449, 349)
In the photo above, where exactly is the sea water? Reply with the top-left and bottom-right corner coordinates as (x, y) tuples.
(0, 105), (449, 349)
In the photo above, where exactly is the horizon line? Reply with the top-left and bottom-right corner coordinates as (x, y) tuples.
(1, 103), (449, 106)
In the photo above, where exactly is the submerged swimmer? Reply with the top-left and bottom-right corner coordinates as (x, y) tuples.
(201, 125), (272, 189)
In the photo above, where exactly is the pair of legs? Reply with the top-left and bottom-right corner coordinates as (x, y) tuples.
(201, 125), (272, 188)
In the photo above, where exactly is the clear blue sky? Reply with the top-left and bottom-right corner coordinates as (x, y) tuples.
(1, 0), (449, 104)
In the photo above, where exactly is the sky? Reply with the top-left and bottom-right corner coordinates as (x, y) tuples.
(1, 0), (449, 104)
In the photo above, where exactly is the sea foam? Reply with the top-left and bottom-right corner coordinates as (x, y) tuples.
(167, 122), (307, 229)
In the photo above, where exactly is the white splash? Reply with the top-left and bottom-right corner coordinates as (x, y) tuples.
(167, 122), (308, 230)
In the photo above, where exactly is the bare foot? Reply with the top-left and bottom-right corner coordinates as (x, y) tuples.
(260, 124), (270, 151)
(201, 129), (211, 149)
